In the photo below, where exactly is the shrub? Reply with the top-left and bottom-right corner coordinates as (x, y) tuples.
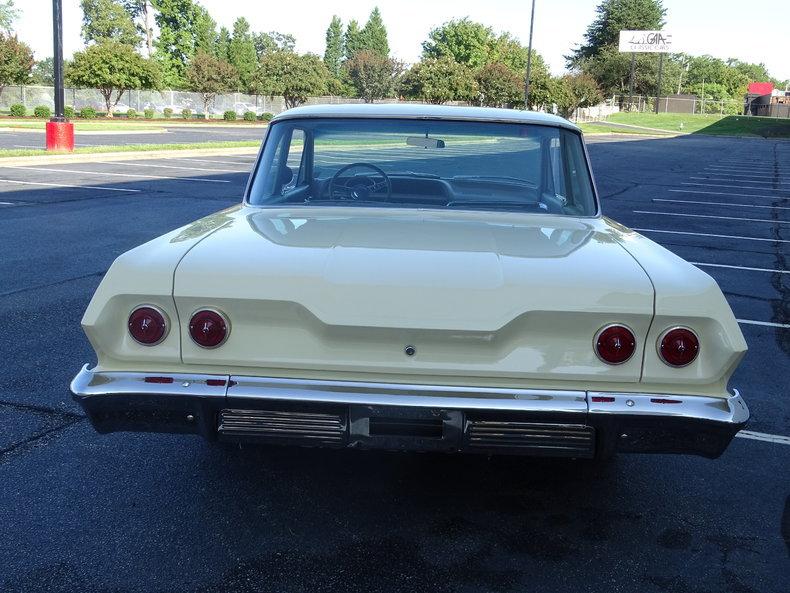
(144, 108), (155, 119)
(163, 107), (173, 118)
(64, 106), (75, 119)
(223, 110), (237, 121)
(126, 108), (138, 119)
(243, 110), (256, 122)
(9, 104), (26, 117)
(34, 105), (51, 118)
(258, 112), (274, 122)
(181, 108), (191, 119)
(79, 106), (97, 119)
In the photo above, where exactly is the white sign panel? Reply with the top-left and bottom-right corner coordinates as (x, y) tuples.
(618, 30), (675, 53)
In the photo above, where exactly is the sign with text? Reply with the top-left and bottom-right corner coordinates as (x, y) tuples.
(618, 30), (675, 53)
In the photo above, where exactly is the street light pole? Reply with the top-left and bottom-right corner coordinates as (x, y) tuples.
(46, 0), (74, 151)
(524, 0), (536, 110)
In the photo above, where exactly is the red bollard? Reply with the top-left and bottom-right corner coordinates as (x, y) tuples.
(45, 121), (75, 151)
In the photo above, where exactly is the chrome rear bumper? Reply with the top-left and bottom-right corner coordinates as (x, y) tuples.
(70, 365), (749, 459)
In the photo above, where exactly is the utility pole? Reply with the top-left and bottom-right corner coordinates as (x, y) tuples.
(46, 0), (74, 151)
(524, 0), (536, 110)
(654, 53), (664, 114)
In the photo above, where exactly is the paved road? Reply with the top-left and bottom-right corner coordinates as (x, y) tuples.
(0, 124), (265, 149)
(0, 135), (788, 592)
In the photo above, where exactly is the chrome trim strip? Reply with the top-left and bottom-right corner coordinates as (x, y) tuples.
(70, 364), (229, 399)
(587, 388), (748, 425)
(227, 376), (588, 413)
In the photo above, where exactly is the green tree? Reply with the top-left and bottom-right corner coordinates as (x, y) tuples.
(475, 62), (522, 107)
(193, 9), (217, 56)
(253, 31), (296, 58)
(121, 1), (154, 56)
(343, 19), (363, 61)
(360, 7), (389, 57)
(345, 50), (401, 103)
(570, 0), (666, 63)
(228, 17), (257, 91)
(400, 57), (476, 104)
(80, 0), (140, 46)
(215, 26), (231, 60)
(0, 0), (19, 32)
(66, 40), (159, 115)
(553, 72), (603, 118)
(31, 56), (54, 85)
(151, 0), (212, 87)
(579, 44), (659, 96)
(422, 18), (493, 69)
(186, 50), (238, 115)
(0, 32), (33, 97)
(255, 52), (329, 109)
(323, 15), (343, 76)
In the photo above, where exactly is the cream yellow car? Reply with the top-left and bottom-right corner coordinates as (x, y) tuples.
(71, 104), (748, 459)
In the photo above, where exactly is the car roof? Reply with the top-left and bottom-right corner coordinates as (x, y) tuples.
(273, 103), (580, 131)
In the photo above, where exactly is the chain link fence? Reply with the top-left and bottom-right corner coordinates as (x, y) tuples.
(0, 86), (473, 117)
(608, 94), (745, 116)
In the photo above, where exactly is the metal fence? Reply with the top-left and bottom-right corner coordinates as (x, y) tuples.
(0, 85), (474, 117)
(608, 94), (745, 116)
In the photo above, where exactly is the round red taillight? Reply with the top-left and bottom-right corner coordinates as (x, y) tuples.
(189, 309), (229, 348)
(128, 306), (168, 345)
(658, 327), (699, 367)
(595, 324), (636, 365)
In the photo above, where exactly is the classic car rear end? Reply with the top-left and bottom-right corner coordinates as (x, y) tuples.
(71, 104), (748, 459)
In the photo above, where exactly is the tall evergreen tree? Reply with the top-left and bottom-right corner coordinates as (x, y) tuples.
(228, 17), (257, 91)
(323, 15), (343, 76)
(570, 0), (666, 63)
(193, 8), (217, 56)
(360, 7), (389, 57)
(343, 19), (363, 61)
(216, 26), (231, 61)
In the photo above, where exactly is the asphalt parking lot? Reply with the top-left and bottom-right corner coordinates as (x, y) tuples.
(0, 124), (264, 149)
(0, 134), (788, 592)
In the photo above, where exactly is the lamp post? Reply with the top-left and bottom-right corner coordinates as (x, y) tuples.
(46, 0), (74, 151)
(524, 0), (536, 110)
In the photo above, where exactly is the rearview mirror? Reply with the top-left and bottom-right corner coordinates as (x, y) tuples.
(407, 136), (445, 149)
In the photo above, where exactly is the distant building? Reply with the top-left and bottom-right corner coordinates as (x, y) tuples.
(744, 82), (790, 117)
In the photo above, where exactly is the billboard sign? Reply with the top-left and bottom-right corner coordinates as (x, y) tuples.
(618, 30), (675, 53)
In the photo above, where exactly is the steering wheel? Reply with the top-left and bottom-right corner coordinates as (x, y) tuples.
(328, 162), (392, 201)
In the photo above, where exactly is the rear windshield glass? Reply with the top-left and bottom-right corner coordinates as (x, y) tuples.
(248, 118), (597, 216)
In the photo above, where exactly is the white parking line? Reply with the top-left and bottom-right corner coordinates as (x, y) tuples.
(735, 430), (790, 445)
(737, 319), (790, 329)
(653, 198), (790, 211)
(669, 189), (788, 200)
(0, 178), (140, 192)
(633, 210), (790, 225)
(633, 228), (790, 243)
(1, 166), (231, 183)
(114, 161), (246, 173)
(707, 165), (784, 174)
(170, 157), (253, 167)
(692, 262), (788, 274)
(699, 171), (790, 181)
(683, 182), (790, 194)
(691, 175), (790, 186)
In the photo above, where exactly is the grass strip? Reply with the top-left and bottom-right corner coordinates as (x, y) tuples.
(0, 140), (261, 158)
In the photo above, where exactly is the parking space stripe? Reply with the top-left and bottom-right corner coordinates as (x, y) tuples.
(170, 157), (253, 167)
(653, 198), (790, 210)
(692, 262), (788, 274)
(1, 166), (231, 184)
(737, 319), (790, 328)
(633, 210), (790, 225)
(116, 161), (247, 173)
(682, 182), (790, 193)
(669, 189), (788, 200)
(633, 228), (790, 243)
(0, 178), (141, 192)
(735, 430), (790, 445)
(690, 176), (790, 187)
(699, 171), (790, 181)
(707, 165), (784, 173)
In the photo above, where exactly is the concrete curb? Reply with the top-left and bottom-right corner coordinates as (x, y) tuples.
(0, 126), (167, 136)
(0, 146), (259, 167)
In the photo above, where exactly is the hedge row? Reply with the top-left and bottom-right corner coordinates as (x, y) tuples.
(5, 103), (275, 121)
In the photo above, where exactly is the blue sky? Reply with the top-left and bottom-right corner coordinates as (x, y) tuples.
(16, 0), (790, 81)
